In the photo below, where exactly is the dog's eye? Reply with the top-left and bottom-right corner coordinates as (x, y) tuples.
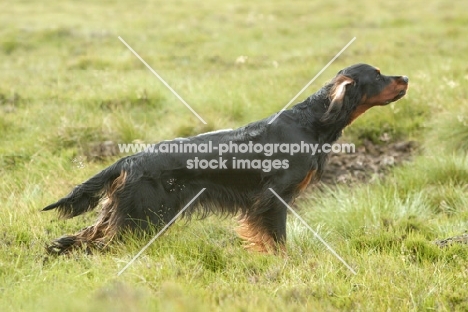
(375, 74), (382, 81)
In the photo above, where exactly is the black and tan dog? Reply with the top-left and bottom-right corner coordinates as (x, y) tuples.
(43, 64), (408, 254)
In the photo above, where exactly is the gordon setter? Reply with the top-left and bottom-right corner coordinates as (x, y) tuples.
(43, 63), (408, 254)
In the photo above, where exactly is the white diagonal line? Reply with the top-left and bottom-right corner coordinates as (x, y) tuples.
(118, 36), (207, 124)
(117, 188), (206, 276)
(268, 37), (356, 125)
(269, 188), (357, 275)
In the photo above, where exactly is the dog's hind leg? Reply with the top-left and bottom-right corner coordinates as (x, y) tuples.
(46, 172), (128, 255)
(46, 197), (122, 254)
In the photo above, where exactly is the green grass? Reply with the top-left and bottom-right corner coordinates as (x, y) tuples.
(1, 0), (468, 311)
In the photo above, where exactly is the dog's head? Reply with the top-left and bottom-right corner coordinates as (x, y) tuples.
(321, 63), (409, 124)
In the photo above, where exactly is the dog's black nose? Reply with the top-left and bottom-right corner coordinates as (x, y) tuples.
(401, 76), (409, 83)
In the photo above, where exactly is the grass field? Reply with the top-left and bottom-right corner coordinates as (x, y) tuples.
(1, 0), (468, 311)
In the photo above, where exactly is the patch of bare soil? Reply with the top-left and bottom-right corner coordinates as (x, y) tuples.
(435, 233), (468, 248)
(320, 140), (417, 185)
(84, 141), (120, 160)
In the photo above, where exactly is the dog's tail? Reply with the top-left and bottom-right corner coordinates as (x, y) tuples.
(42, 158), (128, 219)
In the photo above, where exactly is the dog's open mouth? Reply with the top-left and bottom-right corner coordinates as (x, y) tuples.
(385, 90), (407, 104)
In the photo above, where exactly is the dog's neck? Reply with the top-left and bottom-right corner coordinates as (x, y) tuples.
(292, 85), (351, 144)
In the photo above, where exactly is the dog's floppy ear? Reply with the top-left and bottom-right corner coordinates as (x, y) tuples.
(321, 76), (355, 123)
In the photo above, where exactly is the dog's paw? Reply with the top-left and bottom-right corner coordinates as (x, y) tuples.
(45, 236), (77, 255)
